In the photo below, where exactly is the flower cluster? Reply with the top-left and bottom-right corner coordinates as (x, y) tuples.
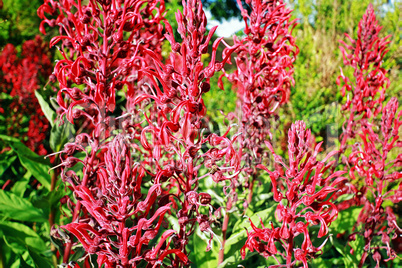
(337, 3), (390, 154)
(38, 0), (190, 266)
(61, 135), (188, 267)
(33, 0), (401, 266)
(241, 121), (346, 267)
(0, 36), (53, 155)
(333, 5), (402, 266)
(131, 0), (241, 260)
(223, 0), (298, 204)
(39, 0), (241, 266)
(37, 0), (166, 126)
(346, 97), (402, 266)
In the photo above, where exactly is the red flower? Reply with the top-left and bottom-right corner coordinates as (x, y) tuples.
(337, 3), (390, 154)
(0, 36), (52, 155)
(242, 121), (346, 267)
(222, 0), (299, 208)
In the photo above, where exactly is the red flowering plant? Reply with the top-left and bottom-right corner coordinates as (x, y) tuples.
(241, 121), (347, 267)
(345, 97), (402, 267)
(221, 0), (298, 204)
(37, 0), (191, 266)
(0, 36), (53, 155)
(337, 3), (391, 156)
(60, 134), (188, 267)
(37, 0), (242, 265)
(130, 0), (241, 263)
(0, 0), (396, 266)
(329, 5), (402, 266)
(216, 0), (299, 264)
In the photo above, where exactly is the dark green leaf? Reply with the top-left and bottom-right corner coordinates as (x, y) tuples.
(19, 256), (34, 268)
(34, 90), (56, 127)
(31, 187), (66, 211)
(0, 221), (48, 254)
(3, 235), (27, 255)
(0, 189), (47, 222)
(0, 135), (51, 190)
(0, 152), (17, 177)
(11, 171), (31, 197)
(28, 248), (52, 268)
(331, 236), (357, 268)
(49, 121), (75, 152)
(50, 234), (64, 255)
(70, 246), (86, 263)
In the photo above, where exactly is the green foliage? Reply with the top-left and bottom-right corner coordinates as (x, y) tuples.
(0, 189), (47, 222)
(0, 135), (51, 190)
(286, 0), (401, 142)
(0, 0), (44, 45)
(0, 93), (73, 267)
(34, 91), (56, 127)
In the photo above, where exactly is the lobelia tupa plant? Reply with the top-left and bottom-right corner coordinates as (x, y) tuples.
(337, 3), (391, 157)
(37, 0), (190, 266)
(130, 0), (241, 265)
(38, 0), (241, 266)
(241, 121), (347, 267)
(9, 0), (397, 267)
(335, 4), (402, 267)
(348, 97), (402, 267)
(222, 0), (298, 205)
(219, 0), (298, 264)
(0, 36), (53, 156)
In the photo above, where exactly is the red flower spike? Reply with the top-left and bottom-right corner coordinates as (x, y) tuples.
(130, 0), (241, 262)
(242, 121), (343, 266)
(61, 135), (185, 266)
(0, 36), (52, 155)
(335, 6), (401, 265)
(338, 4), (391, 154)
(222, 0), (298, 206)
(346, 98), (402, 264)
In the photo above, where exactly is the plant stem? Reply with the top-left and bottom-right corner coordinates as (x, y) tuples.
(63, 141), (98, 263)
(218, 195), (232, 265)
(49, 166), (58, 267)
(247, 176), (255, 206)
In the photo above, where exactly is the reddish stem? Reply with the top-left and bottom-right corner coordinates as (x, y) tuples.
(218, 195), (232, 265)
(63, 141), (98, 263)
(247, 176), (255, 206)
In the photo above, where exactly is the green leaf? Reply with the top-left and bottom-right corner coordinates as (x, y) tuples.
(27, 248), (52, 268)
(218, 251), (257, 268)
(69, 246), (86, 264)
(19, 256), (34, 268)
(0, 189), (46, 222)
(219, 206), (276, 267)
(49, 121), (75, 152)
(0, 135), (51, 190)
(331, 236), (357, 268)
(330, 206), (363, 234)
(192, 226), (218, 268)
(31, 187), (66, 212)
(0, 152), (17, 177)
(34, 90), (56, 127)
(3, 235), (26, 255)
(0, 221), (48, 254)
(11, 171), (31, 197)
(231, 206), (276, 235)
